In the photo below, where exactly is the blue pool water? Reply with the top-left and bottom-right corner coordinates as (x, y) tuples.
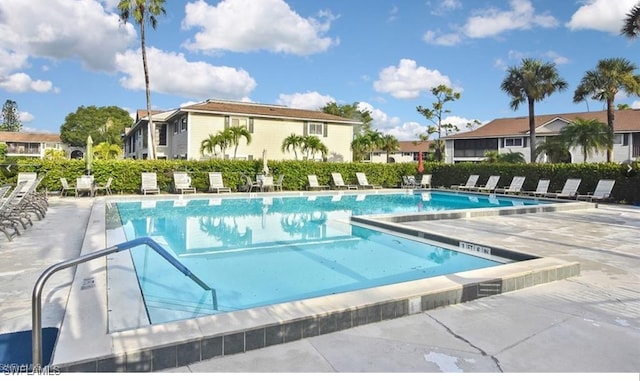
(112, 191), (543, 324)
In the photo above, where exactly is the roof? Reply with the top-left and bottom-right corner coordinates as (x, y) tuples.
(0, 131), (61, 143)
(445, 108), (640, 140)
(397, 140), (433, 152)
(180, 100), (360, 124)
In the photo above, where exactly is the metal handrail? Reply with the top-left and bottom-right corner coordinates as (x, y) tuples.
(31, 237), (216, 368)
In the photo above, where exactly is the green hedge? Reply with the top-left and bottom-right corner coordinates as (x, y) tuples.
(2, 159), (639, 204)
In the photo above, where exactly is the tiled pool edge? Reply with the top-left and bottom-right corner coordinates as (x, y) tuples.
(56, 257), (579, 372)
(52, 193), (584, 372)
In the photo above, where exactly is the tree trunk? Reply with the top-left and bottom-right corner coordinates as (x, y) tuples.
(141, 21), (156, 160)
(528, 97), (536, 163)
(606, 97), (615, 162)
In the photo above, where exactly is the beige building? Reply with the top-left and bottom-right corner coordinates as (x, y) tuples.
(0, 131), (69, 159)
(443, 109), (640, 164)
(368, 140), (434, 164)
(123, 100), (360, 162)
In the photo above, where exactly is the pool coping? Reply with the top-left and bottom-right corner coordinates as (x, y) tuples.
(52, 189), (587, 372)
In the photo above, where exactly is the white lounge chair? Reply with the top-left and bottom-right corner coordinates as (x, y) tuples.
(173, 172), (196, 194)
(576, 179), (615, 202)
(331, 173), (357, 190)
(471, 175), (500, 192)
(419, 174), (432, 189)
(355, 172), (382, 189)
(141, 172), (160, 195)
(525, 179), (550, 197)
(208, 172), (231, 193)
(544, 178), (581, 199)
(494, 176), (525, 194)
(307, 175), (330, 191)
(454, 175), (479, 190)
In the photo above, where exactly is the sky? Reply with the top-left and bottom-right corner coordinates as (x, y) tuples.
(1, 0), (640, 141)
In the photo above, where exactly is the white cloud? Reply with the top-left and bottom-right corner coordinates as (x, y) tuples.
(424, 0), (558, 46)
(0, 0), (135, 72)
(276, 91), (335, 110)
(357, 101), (401, 130)
(0, 73), (55, 93)
(373, 59), (453, 99)
(544, 51), (569, 65)
(19, 111), (35, 123)
(182, 0), (338, 55)
(115, 47), (256, 100)
(632, 100), (640, 109)
(430, 0), (462, 16)
(566, 0), (637, 34)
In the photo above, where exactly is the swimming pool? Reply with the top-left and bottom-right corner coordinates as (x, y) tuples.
(111, 191), (547, 324)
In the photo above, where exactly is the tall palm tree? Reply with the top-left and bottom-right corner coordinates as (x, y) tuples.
(350, 134), (370, 162)
(94, 142), (123, 159)
(301, 136), (328, 160)
(365, 129), (384, 160)
(380, 134), (400, 163)
(535, 136), (571, 163)
(281, 133), (303, 160)
(200, 134), (220, 158)
(621, 2), (640, 38)
(573, 58), (640, 162)
(118, 0), (166, 160)
(227, 126), (252, 159)
(500, 58), (568, 163)
(560, 118), (611, 163)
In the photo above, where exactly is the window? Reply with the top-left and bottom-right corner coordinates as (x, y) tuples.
(613, 134), (623, 145)
(308, 122), (323, 135)
(181, 117), (187, 132)
(173, 121), (178, 135)
(159, 124), (167, 146)
(231, 117), (247, 127)
(504, 138), (523, 147)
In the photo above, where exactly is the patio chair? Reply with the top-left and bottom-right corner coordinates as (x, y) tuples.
(208, 172), (231, 193)
(494, 176), (526, 194)
(307, 174), (330, 191)
(94, 177), (113, 196)
(401, 175), (417, 189)
(141, 172), (160, 195)
(260, 176), (275, 192)
(544, 178), (582, 199)
(356, 172), (382, 189)
(173, 172), (196, 194)
(419, 174), (432, 189)
(76, 176), (95, 197)
(60, 178), (75, 197)
(470, 175), (500, 192)
(524, 179), (550, 197)
(453, 175), (479, 190)
(331, 173), (357, 190)
(273, 174), (285, 191)
(576, 179), (615, 202)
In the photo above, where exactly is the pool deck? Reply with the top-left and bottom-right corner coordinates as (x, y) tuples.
(1, 192), (639, 373)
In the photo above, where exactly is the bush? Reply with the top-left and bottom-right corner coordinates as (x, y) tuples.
(2, 159), (639, 204)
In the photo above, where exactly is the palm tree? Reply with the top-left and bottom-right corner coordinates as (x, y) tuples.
(301, 136), (328, 160)
(364, 129), (384, 160)
(500, 58), (568, 163)
(482, 150), (525, 163)
(350, 134), (369, 162)
(560, 118), (611, 162)
(535, 136), (571, 163)
(281, 133), (303, 160)
(118, 0), (166, 160)
(380, 134), (400, 163)
(94, 142), (123, 159)
(621, 2), (640, 38)
(227, 126), (252, 159)
(573, 58), (640, 162)
(200, 134), (221, 158)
